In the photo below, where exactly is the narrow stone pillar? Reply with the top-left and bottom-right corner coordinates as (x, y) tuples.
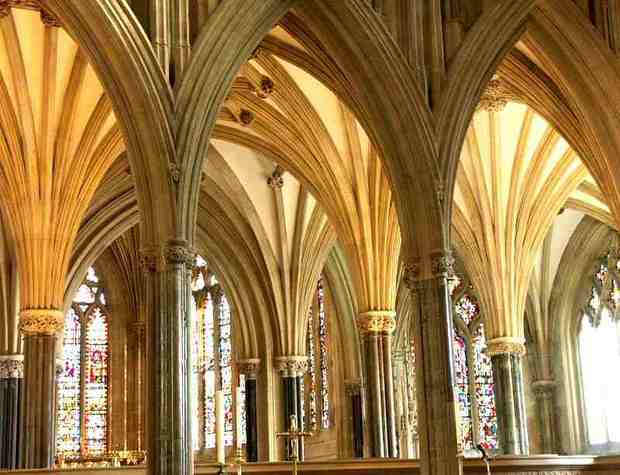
(488, 339), (529, 455)
(357, 311), (396, 458)
(131, 321), (146, 451)
(345, 381), (363, 458)
(275, 356), (307, 461)
(239, 359), (260, 462)
(0, 355), (23, 469)
(404, 254), (461, 475)
(141, 241), (194, 475)
(18, 310), (63, 468)
(532, 380), (556, 454)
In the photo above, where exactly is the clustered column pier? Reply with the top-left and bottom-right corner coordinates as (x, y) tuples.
(275, 356), (307, 461)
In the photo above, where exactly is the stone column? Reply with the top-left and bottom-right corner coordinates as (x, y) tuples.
(141, 240), (194, 475)
(275, 356), (307, 461)
(131, 321), (146, 451)
(239, 359), (260, 462)
(0, 355), (23, 469)
(533, 380), (556, 454)
(18, 310), (63, 468)
(357, 311), (397, 458)
(404, 254), (461, 475)
(345, 381), (363, 458)
(488, 338), (529, 455)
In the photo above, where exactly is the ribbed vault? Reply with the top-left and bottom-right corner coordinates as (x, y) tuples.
(214, 44), (401, 314)
(0, 7), (123, 312)
(452, 101), (607, 343)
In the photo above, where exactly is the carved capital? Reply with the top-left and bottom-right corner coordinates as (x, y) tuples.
(164, 240), (195, 268)
(431, 251), (455, 278)
(532, 379), (556, 400)
(267, 165), (284, 188)
(257, 76), (274, 99)
(0, 354), (24, 378)
(478, 75), (508, 112)
(19, 308), (64, 335)
(139, 246), (164, 273)
(345, 380), (362, 396)
(274, 355), (307, 377)
(403, 262), (421, 291)
(357, 310), (396, 334)
(238, 358), (261, 379)
(131, 321), (146, 341)
(487, 336), (526, 357)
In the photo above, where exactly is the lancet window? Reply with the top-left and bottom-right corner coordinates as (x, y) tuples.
(304, 276), (331, 430)
(450, 276), (498, 453)
(579, 251), (620, 452)
(56, 267), (109, 458)
(191, 256), (244, 450)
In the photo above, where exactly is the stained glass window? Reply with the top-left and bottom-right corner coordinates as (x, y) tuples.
(304, 276), (331, 430)
(451, 278), (498, 453)
(56, 267), (109, 458)
(579, 254), (620, 452)
(190, 256), (245, 451)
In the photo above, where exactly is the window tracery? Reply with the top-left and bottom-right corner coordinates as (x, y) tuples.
(579, 252), (620, 451)
(305, 276), (331, 430)
(450, 279), (498, 453)
(56, 267), (109, 458)
(190, 256), (244, 450)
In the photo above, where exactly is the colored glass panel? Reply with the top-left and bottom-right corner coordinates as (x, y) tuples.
(454, 332), (473, 450)
(473, 325), (497, 449)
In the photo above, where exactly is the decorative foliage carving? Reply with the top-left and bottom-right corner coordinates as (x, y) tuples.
(139, 247), (164, 273)
(356, 310), (396, 334)
(19, 308), (64, 335)
(40, 7), (60, 27)
(486, 337), (526, 357)
(403, 262), (421, 291)
(478, 75), (508, 112)
(267, 165), (284, 188)
(257, 76), (274, 99)
(0, 356), (24, 378)
(532, 380), (556, 400)
(164, 240), (195, 267)
(274, 355), (308, 376)
(168, 162), (181, 183)
(431, 251), (455, 278)
(239, 109), (255, 126)
(238, 358), (260, 378)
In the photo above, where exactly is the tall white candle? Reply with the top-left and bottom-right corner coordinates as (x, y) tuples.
(235, 385), (243, 449)
(216, 390), (225, 465)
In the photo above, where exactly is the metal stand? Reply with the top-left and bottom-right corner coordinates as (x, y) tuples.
(276, 415), (313, 475)
(477, 444), (491, 475)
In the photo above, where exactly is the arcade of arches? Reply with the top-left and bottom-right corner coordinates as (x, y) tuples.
(2, 2), (620, 475)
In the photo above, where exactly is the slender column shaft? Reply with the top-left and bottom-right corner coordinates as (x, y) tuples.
(405, 256), (461, 475)
(381, 333), (398, 457)
(245, 377), (258, 462)
(21, 334), (56, 468)
(0, 356), (23, 469)
(142, 241), (193, 475)
(491, 353), (529, 455)
(533, 380), (556, 453)
(365, 332), (385, 457)
(295, 375), (305, 461)
(345, 382), (363, 458)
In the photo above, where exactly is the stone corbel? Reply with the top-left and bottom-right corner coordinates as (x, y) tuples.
(532, 379), (556, 400)
(238, 358), (261, 379)
(274, 355), (308, 378)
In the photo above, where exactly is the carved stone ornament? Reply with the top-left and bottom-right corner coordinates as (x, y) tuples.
(344, 380), (362, 396)
(168, 162), (181, 183)
(486, 336), (527, 357)
(357, 310), (396, 334)
(267, 165), (284, 188)
(19, 308), (64, 335)
(532, 379), (556, 400)
(239, 109), (255, 126)
(164, 240), (195, 267)
(431, 251), (455, 278)
(40, 7), (60, 27)
(403, 262), (421, 291)
(478, 75), (508, 113)
(139, 246), (164, 273)
(274, 355), (308, 377)
(0, 355), (24, 379)
(132, 321), (146, 341)
(238, 358), (261, 378)
(257, 76), (274, 99)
